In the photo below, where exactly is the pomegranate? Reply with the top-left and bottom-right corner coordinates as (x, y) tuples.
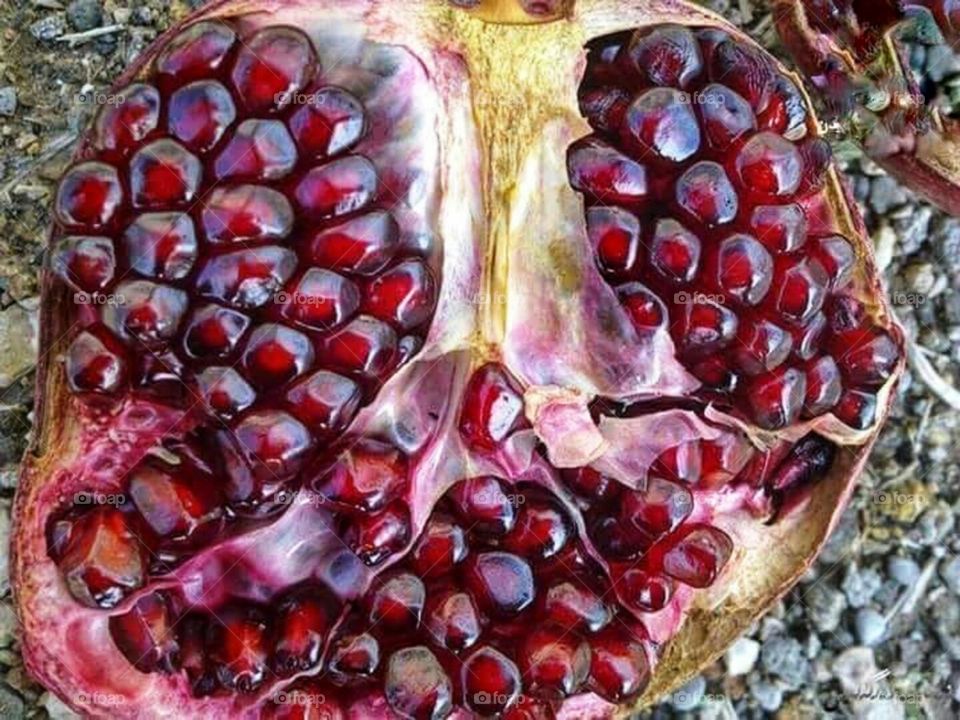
(775, 0), (960, 216)
(13, 0), (904, 718)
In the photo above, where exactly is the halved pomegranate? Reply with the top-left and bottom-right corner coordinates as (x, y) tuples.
(14, 0), (903, 718)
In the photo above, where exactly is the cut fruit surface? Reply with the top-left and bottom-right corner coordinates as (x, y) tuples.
(14, 2), (902, 719)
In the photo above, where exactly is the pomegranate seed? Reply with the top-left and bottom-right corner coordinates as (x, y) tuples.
(617, 283), (666, 332)
(651, 441), (700, 483)
(182, 304), (251, 359)
(618, 569), (674, 612)
(305, 211), (399, 275)
(624, 25), (703, 88)
(214, 119), (298, 181)
(103, 280), (189, 347)
(65, 327), (128, 394)
(364, 259), (437, 330)
(561, 467), (618, 503)
(424, 589), (481, 651)
(714, 234), (774, 306)
(751, 203), (807, 252)
(697, 83), (756, 147)
(826, 295), (866, 332)
(734, 132), (803, 198)
(384, 647), (453, 720)
(701, 435), (753, 487)
(734, 319), (793, 375)
(208, 607), (270, 692)
(811, 236), (855, 290)
(123, 212), (198, 280)
(690, 355), (739, 392)
(230, 27), (315, 113)
(829, 326), (899, 387)
(791, 312), (827, 361)
(621, 477), (693, 540)
(225, 409), (314, 491)
(463, 647), (522, 714)
(178, 615), (214, 695)
(129, 140), (202, 208)
(282, 268), (361, 331)
(411, 516), (468, 578)
(540, 581), (610, 631)
(284, 370), (361, 435)
(520, 626), (590, 697)
(55, 162), (123, 230)
(567, 138), (649, 204)
(464, 552), (535, 618)
(587, 630), (650, 702)
(51, 236), (115, 292)
(759, 76), (807, 139)
(315, 440), (408, 513)
(621, 88), (701, 163)
(197, 246), (298, 309)
(579, 86), (630, 134)
(746, 366), (807, 429)
(802, 356), (842, 417)
(323, 315), (399, 378)
(154, 22), (236, 83)
(458, 365), (525, 451)
(135, 351), (186, 402)
(54, 506), (145, 608)
(834, 388), (878, 429)
(675, 161), (738, 227)
(273, 591), (334, 673)
(661, 525), (733, 587)
(201, 185), (294, 245)
(93, 84), (160, 155)
(196, 366), (257, 419)
(128, 464), (222, 540)
(649, 218), (702, 283)
(295, 155), (378, 219)
(288, 87), (367, 158)
(328, 631), (380, 680)
(768, 435), (835, 492)
(502, 498), (569, 560)
(709, 41), (775, 113)
(344, 502), (410, 565)
(587, 206), (641, 276)
(448, 476), (518, 534)
(674, 299), (738, 357)
(775, 258), (829, 324)
(168, 80), (236, 152)
(242, 324), (314, 388)
(368, 572), (426, 630)
(109, 592), (179, 673)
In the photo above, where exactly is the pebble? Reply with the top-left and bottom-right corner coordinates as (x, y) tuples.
(887, 556), (921, 586)
(903, 262), (937, 296)
(821, 507), (859, 564)
(0, 684), (24, 720)
(869, 176), (909, 214)
(854, 608), (887, 646)
(724, 637), (760, 676)
(671, 675), (706, 712)
(748, 677), (783, 713)
(939, 556), (960, 594)
(0, 509), (9, 595)
(696, 696), (737, 720)
(842, 567), (882, 609)
(0, 305), (37, 388)
(805, 584), (846, 633)
(0, 605), (16, 648)
(761, 636), (809, 687)
(29, 14), (67, 41)
(909, 505), (955, 546)
(0, 89), (17, 118)
(66, 0), (103, 32)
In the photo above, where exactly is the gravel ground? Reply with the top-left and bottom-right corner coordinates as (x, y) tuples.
(0, 0), (958, 718)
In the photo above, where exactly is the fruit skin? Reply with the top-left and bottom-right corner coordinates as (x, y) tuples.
(12, 0), (904, 718)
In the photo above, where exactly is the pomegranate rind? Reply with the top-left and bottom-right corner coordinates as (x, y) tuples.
(13, 0), (904, 718)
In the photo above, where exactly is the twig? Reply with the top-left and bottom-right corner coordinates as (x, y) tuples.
(906, 335), (960, 410)
(0, 130), (77, 202)
(56, 24), (125, 46)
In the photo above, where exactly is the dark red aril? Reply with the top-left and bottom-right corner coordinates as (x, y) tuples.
(343, 502), (411, 566)
(463, 646), (522, 714)
(182, 304), (251, 360)
(94, 84), (161, 156)
(828, 327), (899, 388)
(567, 137), (649, 204)
(201, 185), (294, 245)
(623, 25), (703, 88)
(207, 607), (270, 693)
(123, 212), (198, 281)
(621, 88), (701, 163)
(65, 327), (128, 395)
(214, 119), (298, 181)
(305, 211), (400, 275)
(196, 246), (298, 309)
(328, 631), (380, 681)
(618, 569), (674, 612)
(230, 27), (316, 113)
(273, 591), (335, 674)
(367, 572), (426, 630)
(284, 370), (361, 436)
(288, 87), (367, 158)
(648, 218), (701, 283)
(196, 366), (257, 419)
(458, 365), (526, 451)
(464, 552), (535, 618)
(697, 83), (756, 148)
(425, 588), (482, 651)
(411, 516), (468, 578)
(520, 626), (590, 698)
(242, 324), (314, 388)
(587, 630), (650, 703)
(109, 592), (179, 673)
(323, 315), (399, 379)
(154, 22), (237, 83)
(295, 156), (378, 219)
(675, 161), (738, 227)
(363, 259), (437, 330)
(660, 525), (734, 587)
(746, 366), (807, 429)
(55, 162), (123, 230)
(51, 236), (115, 292)
(282, 268), (361, 331)
(129, 140), (203, 208)
(448, 476), (518, 534)
(168, 80), (236, 152)
(618, 283), (666, 333)
(384, 646), (453, 720)
(586, 206), (641, 276)
(314, 440), (408, 513)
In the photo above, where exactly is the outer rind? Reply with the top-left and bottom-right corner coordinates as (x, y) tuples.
(13, 0), (904, 717)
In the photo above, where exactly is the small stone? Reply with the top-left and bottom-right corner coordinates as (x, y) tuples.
(724, 637), (760, 676)
(696, 695), (738, 720)
(854, 608), (887, 646)
(902, 262), (936, 297)
(940, 556), (960, 595)
(41, 691), (80, 720)
(886, 557), (920, 587)
(0, 605), (16, 648)
(842, 567), (882, 609)
(671, 675), (706, 711)
(821, 507), (859, 564)
(66, 0), (103, 32)
(0, 510), (9, 595)
(0, 469), (16, 491)
(0, 305), (37, 388)
(748, 677), (783, 712)
(806, 584), (846, 633)
(29, 15), (67, 41)
(0, 89), (16, 118)
(0, 684), (24, 720)
(760, 636), (809, 687)
(869, 176), (908, 214)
